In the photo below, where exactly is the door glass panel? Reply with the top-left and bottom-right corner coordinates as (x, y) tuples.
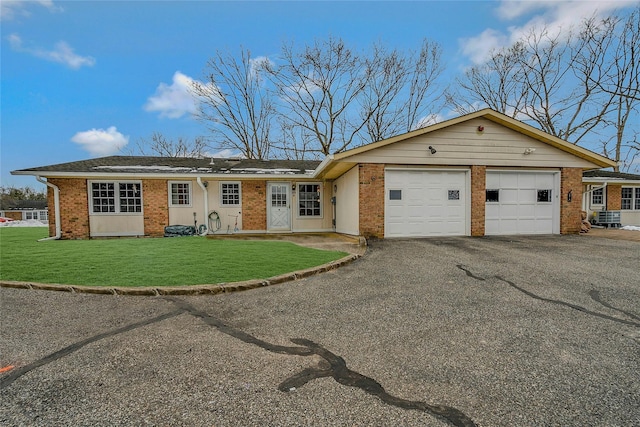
(271, 185), (287, 207)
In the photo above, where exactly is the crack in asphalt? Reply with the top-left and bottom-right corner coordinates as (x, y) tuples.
(456, 265), (639, 328)
(0, 310), (183, 389)
(166, 297), (477, 427)
(494, 276), (640, 328)
(456, 265), (485, 281)
(589, 290), (640, 322)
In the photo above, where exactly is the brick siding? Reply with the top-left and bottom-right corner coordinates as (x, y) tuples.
(242, 181), (266, 230)
(143, 179), (168, 237)
(560, 168), (583, 234)
(3, 211), (22, 221)
(606, 184), (622, 210)
(470, 166), (486, 236)
(49, 178), (90, 239)
(358, 164), (385, 238)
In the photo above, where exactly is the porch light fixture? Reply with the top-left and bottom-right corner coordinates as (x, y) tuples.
(292, 183), (296, 191)
(428, 146), (437, 154)
(524, 148), (536, 155)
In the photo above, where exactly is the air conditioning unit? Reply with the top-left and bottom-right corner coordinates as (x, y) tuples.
(595, 210), (621, 228)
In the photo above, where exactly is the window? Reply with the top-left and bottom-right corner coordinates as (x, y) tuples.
(537, 189), (552, 203)
(221, 182), (240, 206)
(90, 181), (142, 214)
(169, 182), (191, 206)
(298, 183), (321, 217)
(119, 183), (142, 213)
(389, 190), (402, 200)
(39, 210), (48, 221)
(592, 187), (603, 205)
(24, 211), (38, 220)
(486, 189), (500, 202)
(621, 187), (640, 210)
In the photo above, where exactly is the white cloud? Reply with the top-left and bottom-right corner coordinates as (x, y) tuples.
(1, 0), (60, 21)
(144, 71), (204, 119)
(8, 33), (95, 69)
(71, 127), (129, 156)
(461, 0), (639, 65)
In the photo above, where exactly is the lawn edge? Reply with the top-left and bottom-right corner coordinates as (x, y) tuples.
(0, 253), (362, 296)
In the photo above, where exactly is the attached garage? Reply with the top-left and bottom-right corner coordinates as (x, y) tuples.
(385, 169), (469, 237)
(485, 171), (560, 235)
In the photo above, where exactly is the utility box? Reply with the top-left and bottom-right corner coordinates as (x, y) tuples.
(595, 210), (621, 228)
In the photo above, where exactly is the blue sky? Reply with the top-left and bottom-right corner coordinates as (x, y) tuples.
(2, 0), (638, 189)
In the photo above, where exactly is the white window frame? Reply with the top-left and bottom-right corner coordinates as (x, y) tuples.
(89, 180), (143, 215)
(24, 211), (38, 220)
(621, 187), (640, 210)
(297, 182), (322, 218)
(39, 210), (48, 221)
(220, 182), (241, 206)
(168, 181), (192, 207)
(591, 187), (604, 206)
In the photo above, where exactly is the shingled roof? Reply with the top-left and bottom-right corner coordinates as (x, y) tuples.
(12, 156), (322, 177)
(583, 170), (640, 180)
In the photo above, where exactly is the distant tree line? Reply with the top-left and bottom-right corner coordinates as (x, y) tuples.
(1, 186), (47, 204)
(134, 7), (639, 172)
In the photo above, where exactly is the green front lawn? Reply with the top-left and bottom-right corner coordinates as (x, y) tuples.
(0, 228), (347, 287)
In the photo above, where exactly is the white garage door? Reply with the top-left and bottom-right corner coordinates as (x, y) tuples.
(485, 171), (559, 235)
(385, 169), (468, 237)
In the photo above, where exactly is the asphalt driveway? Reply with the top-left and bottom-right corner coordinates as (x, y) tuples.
(1, 235), (638, 426)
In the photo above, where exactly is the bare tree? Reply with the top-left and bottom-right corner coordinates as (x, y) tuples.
(264, 37), (373, 156)
(450, 11), (640, 171)
(192, 48), (275, 159)
(595, 9), (640, 171)
(125, 132), (209, 157)
(447, 42), (528, 117)
(362, 39), (444, 142)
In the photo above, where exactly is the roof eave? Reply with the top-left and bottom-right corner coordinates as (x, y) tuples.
(11, 170), (318, 180)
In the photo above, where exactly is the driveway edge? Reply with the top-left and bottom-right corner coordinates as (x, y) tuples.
(0, 253), (362, 296)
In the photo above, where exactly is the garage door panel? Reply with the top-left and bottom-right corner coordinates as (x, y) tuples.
(385, 170), (468, 237)
(486, 171), (559, 235)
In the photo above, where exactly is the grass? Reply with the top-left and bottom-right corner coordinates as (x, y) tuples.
(0, 227), (347, 287)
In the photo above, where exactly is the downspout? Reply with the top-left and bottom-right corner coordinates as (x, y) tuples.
(196, 177), (209, 236)
(36, 176), (61, 241)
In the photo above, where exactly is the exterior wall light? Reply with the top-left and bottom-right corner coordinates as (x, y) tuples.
(428, 146), (437, 154)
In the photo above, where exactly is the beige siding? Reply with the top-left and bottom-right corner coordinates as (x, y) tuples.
(621, 211), (640, 226)
(345, 117), (597, 168)
(291, 181), (334, 232)
(89, 215), (144, 237)
(206, 181), (243, 232)
(334, 166), (359, 235)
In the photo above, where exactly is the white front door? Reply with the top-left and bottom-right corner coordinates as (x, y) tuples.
(267, 182), (291, 231)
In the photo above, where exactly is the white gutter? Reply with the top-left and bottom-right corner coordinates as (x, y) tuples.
(312, 154), (334, 179)
(582, 182), (607, 213)
(36, 176), (61, 241)
(196, 177), (209, 235)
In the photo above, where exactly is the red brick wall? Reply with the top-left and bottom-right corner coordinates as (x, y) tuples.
(143, 179), (168, 237)
(49, 178), (90, 239)
(3, 211), (22, 221)
(47, 185), (56, 237)
(470, 166), (486, 236)
(358, 164), (385, 238)
(242, 181), (266, 230)
(606, 184), (622, 210)
(560, 168), (583, 234)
